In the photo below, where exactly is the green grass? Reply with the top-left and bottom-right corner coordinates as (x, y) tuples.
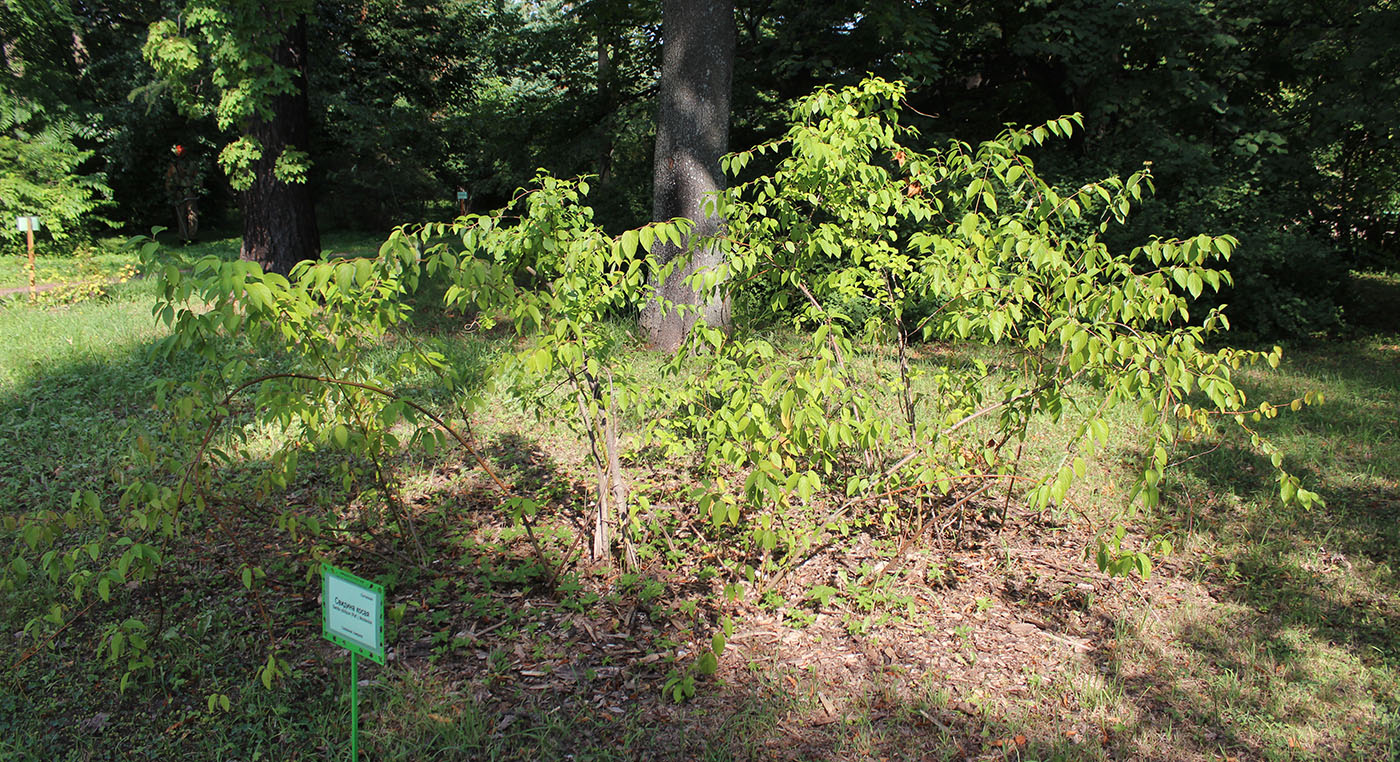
(0, 247), (136, 291)
(2, 257), (1398, 760)
(1114, 324), (1400, 759)
(0, 278), (180, 511)
(0, 229), (391, 294)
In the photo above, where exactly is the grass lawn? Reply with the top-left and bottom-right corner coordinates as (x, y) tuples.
(0, 230), (388, 295)
(1, 242), (1397, 761)
(0, 249), (135, 292)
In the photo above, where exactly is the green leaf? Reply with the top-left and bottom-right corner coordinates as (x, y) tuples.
(244, 281), (272, 310)
(809, 584), (839, 606)
(334, 262), (356, 290)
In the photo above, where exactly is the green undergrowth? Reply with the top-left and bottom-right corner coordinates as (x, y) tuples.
(0, 249), (133, 292)
(0, 230), (389, 295)
(2, 266), (1398, 758)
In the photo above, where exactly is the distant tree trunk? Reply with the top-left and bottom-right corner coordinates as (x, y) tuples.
(596, 32), (614, 184)
(240, 17), (319, 275)
(640, 0), (735, 352)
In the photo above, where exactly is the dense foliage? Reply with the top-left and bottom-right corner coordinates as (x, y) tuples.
(2, 80), (1322, 698)
(10, 0), (1396, 334)
(0, 104), (110, 248)
(141, 0), (317, 191)
(0, 2), (113, 249)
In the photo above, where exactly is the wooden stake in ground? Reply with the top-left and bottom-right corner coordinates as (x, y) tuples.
(15, 216), (39, 303)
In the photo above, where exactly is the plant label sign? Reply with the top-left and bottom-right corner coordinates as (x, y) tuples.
(321, 563), (385, 664)
(15, 216), (39, 232)
(456, 190), (469, 200)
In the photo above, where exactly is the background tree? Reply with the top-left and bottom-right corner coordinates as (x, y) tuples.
(144, 1), (319, 274)
(11, 0), (1392, 338)
(905, 0), (1397, 336)
(308, 0), (504, 229)
(640, 0), (736, 351)
(0, 0), (112, 248)
(305, 0), (662, 231)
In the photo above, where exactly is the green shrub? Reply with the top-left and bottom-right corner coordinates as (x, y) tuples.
(0, 100), (112, 250)
(0, 78), (1322, 697)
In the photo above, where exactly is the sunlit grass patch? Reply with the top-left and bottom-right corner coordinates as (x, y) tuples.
(1111, 599), (1397, 760)
(2, 264), (1399, 761)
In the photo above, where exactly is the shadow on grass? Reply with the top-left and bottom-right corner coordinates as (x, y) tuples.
(1164, 353), (1400, 660)
(0, 296), (206, 513)
(4, 279), (1400, 761)
(1095, 298), (1400, 759)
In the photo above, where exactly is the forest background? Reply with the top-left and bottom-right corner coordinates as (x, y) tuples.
(3, 2), (1399, 761)
(5, 0), (1397, 336)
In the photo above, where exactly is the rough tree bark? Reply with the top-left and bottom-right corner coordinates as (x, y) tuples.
(640, 0), (735, 352)
(239, 17), (320, 276)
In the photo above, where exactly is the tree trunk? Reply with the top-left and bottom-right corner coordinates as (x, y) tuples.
(240, 17), (319, 276)
(640, 0), (735, 352)
(596, 32), (614, 184)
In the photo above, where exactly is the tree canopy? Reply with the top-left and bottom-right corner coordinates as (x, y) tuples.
(6, 0), (1396, 333)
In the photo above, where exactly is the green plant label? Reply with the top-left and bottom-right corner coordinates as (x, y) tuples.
(321, 564), (385, 664)
(456, 191), (469, 200)
(14, 216), (39, 232)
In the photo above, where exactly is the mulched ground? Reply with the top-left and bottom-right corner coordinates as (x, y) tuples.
(17, 433), (1361, 761)
(349, 458), (1221, 761)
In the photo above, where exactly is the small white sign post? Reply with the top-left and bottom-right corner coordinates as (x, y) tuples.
(15, 216), (39, 302)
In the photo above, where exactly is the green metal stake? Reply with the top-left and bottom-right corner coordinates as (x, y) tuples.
(350, 651), (359, 761)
